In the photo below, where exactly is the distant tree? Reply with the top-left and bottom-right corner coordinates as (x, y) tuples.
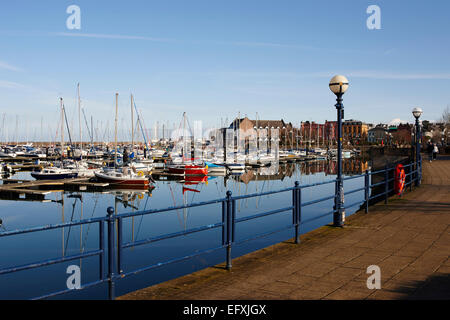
(440, 106), (450, 144)
(440, 105), (450, 124)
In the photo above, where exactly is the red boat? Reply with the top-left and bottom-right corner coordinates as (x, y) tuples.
(167, 164), (208, 176)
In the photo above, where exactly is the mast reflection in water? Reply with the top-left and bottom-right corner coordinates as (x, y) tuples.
(0, 159), (370, 299)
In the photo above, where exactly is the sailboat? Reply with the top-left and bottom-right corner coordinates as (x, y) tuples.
(167, 112), (208, 176)
(32, 98), (79, 180)
(94, 166), (150, 187)
(94, 93), (152, 188)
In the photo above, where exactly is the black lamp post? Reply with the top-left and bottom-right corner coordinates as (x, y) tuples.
(412, 107), (423, 186)
(329, 75), (349, 227)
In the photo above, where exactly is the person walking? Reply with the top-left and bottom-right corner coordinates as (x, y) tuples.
(427, 142), (433, 162)
(433, 143), (439, 160)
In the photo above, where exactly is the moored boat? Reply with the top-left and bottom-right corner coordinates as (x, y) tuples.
(167, 164), (208, 176)
(94, 167), (150, 187)
(31, 168), (78, 180)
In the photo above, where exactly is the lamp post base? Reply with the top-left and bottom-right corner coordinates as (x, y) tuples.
(333, 182), (345, 227)
(333, 208), (345, 228)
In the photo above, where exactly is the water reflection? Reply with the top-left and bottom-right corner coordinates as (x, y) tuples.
(0, 158), (372, 299)
(0, 159), (371, 229)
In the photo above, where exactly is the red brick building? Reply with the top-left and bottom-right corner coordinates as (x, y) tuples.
(391, 123), (413, 145)
(300, 121), (338, 146)
(228, 117), (295, 148)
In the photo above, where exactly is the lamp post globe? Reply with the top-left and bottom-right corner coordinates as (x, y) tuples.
(330, 75), (349, 228)
(329, 75), (349, 96)
(412, 107), (423, 119)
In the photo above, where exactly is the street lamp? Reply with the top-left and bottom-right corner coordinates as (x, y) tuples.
(329, 75), (349, 227)
(412, 107), (423, 186)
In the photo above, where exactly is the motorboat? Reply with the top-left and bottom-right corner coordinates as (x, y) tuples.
(31, 168), (78, 180)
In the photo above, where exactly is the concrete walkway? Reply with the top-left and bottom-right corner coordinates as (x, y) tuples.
(119, 157), (450, 300)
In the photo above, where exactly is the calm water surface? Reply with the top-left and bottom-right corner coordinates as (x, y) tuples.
(0, 159), (371, 299)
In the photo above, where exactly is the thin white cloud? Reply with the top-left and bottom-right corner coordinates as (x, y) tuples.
(310, 71), (450, 80)
(183, 70), (450, 81)
(0, 80), (25, 89)
(53, 32), (319, 50)
(0, 60), (23, 72)
(53, 32), (174, 43)
(214, 41), (318, 50)
(347, 71), (450, 80)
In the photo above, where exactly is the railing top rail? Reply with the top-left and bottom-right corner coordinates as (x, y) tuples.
(231, 187), (295, 200)
(298, 179), (337, 189)
(342, 174), (365, 181)
(0, 216), (105, 237)
(116, 197), (226, 219)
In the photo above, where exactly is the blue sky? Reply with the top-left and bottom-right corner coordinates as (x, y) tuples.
(0, 0), (449, 141)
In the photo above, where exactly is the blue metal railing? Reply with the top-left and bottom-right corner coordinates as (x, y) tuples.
(0, 159), (422, 300)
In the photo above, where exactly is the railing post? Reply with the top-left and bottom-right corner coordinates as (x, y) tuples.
(117, 217), (123, 274)
(418, 157), (422, 186)
(106, 206), (115, 300)
(232, 198), (236, 244)
(364, 170), (369, 213)
(225, 191), (233, 270)
(293, 181), (301, 244)
(99, 221), (104, 280)
(384, 164), (389, 204)
(221, 200), (226, 247)
(292, 183), (296, 227)
(409, 165), (413, 191)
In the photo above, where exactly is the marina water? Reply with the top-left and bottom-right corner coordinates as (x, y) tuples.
(0, 159), (369, 299)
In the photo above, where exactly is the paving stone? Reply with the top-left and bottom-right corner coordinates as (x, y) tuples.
(323, 289), (371, 300)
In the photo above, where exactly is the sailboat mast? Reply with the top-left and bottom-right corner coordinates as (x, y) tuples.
(78, 83), (82, 153)
(60, 97), (64, 168)
(183, 112), (186, 163)
(131, 94), (134, 157)
(114, 93), (118, 169)
(91, 116), (93, 147)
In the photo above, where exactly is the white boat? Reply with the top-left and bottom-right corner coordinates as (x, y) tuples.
(149, 149), (166, 158)
(94, 167), (151, 187)
(129, 161), (153, 173)
(0, 148), (16, 158)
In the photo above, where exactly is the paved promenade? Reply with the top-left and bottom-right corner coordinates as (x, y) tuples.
(120, 157), (450, 300)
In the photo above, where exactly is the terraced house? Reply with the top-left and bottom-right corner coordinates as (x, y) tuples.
(343, 119), (369, 144)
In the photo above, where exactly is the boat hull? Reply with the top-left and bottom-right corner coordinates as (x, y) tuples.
(167, 165), (208, 176)
(94, 171), (150, 187)
(31, 172), (78, 180)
